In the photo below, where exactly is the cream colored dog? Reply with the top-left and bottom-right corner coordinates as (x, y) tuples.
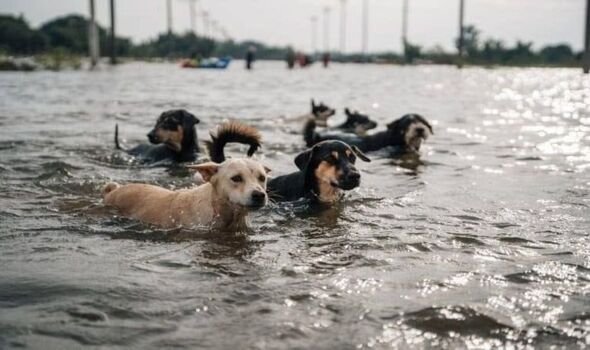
(102, 158), (270, 231)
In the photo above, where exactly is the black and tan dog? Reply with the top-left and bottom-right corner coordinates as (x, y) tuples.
(330, 108), (378, 135)
(114, 109), (200, 163)
(267, 140), (370, 203)
(286, 99), (336, 127)
(304, 114), (433, 154)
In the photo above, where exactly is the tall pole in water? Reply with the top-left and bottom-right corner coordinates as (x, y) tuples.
(457, 0), (465, 68)
(166, 0), (173, 34)
(88, 0), (99, 68)
(189, 0), (197, 35)
(339, 0), (347, 54)
(402, 0), (408, 59)
(362, 0), (368, 57)
(323, 6), (331, 53)
(311, 16), (318, 54)
(584, 0), (590, 73)
(109, 0), (116, 64)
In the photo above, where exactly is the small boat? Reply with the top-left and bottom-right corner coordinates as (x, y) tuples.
(181, 57), (232, 69)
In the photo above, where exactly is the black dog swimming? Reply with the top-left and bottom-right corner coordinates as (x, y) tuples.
(267, 140), (370, 203)
(328, 108), (378, 135)
(114, 109), (200, 164)
(304, 114), (433, 154)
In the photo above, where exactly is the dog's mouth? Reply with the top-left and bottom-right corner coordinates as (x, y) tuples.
(408, 136), (425, 152)
(331, 178), (359, 191)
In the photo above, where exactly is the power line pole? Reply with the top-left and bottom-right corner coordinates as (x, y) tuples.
(109, 0), (116, 64)
(202, 11), (210, 38)
(88, 0), (99, 68)
(457, 0), (465, 68)
(339, 0), (347, 53)
(584, 0), (590, 73)
(362, 0), (368, 57)
(311, 15), (318, 54)
(166, 0), (173, 34)
(189, 0), (197, 35)
(402, 0), (408, 58)
(323, 6), (331, 53)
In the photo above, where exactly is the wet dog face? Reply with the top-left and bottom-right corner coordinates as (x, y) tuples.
(387, 114), (433, 152)
(295, 140), (370, 202)
(148, 109), (200, 152)
(191, 159), (270, 210)
(343, 108), (378, 134)
(311, 99), (336, 127)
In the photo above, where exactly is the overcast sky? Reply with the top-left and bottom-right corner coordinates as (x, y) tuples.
(1, 0), (585, 53)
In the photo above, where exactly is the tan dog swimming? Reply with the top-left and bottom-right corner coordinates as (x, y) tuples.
(103, 121), (269, 231)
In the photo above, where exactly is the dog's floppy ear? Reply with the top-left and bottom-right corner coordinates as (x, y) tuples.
(186, 162), (219, 182)
(415, 114), (433, 134)
(351, 146), (371, 162)
(294, 147), (316, 170)
(387, 119), (401, 131)
(182, 110), (200, 125)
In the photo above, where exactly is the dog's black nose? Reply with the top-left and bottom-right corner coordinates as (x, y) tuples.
(347, 172), (361, 182)
(147, 131), (158, 143)
(415, 127), (425, 135)
(251, 190), (266, 204)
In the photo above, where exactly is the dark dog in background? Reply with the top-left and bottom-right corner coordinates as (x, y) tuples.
(304, 114), (433, 154)
(115, 109), (200, 163)
(267, 140), (370, 203)
(330, 108), (378, 135)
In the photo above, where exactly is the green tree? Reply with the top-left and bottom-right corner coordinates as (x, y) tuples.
(0, 15), (47, 54)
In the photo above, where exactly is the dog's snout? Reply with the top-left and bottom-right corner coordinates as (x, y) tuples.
(415, 127), (425, 135)
(147, 130), (158, 143)
(250, 190), (266, 206)
(347, 171), (360, 182)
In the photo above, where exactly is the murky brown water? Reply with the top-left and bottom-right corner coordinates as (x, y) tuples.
(0, 62), (589, 349)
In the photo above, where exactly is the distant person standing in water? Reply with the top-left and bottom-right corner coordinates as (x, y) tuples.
(322, 52), (330, 68)
(246, 46), (256, 70)
(286, 47), (296, 69)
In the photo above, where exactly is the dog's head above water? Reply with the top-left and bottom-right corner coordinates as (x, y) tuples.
(311, 99), (336, 127)
(189, 159), (270, 210)
(343, 108), (378, 134)
(386, 114), (433, 152)
(148, 109), (200, 152)
(295, 140), (370, 203)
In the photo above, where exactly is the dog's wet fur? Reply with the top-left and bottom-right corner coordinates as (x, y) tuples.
(304, 114), (433, 154)
(103, 121), (270, 231)
(115, 109), (200, 163)
(309, 99), (336, 127)
(331, 108), (378, 135)
(267, 140), (370, 203)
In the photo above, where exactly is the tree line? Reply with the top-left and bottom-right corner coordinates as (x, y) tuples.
(0, 13), (582, 66)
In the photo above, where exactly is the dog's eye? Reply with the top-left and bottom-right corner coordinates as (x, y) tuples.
(258, 175), (266, 182)
(231, 175), (243, 183)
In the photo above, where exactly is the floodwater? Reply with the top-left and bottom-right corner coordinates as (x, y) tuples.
(0, 61), (589, 349)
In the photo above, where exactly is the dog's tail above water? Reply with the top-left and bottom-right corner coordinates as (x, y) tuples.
(303, 118), (319, 147)
(114, 124), (123, 150)
(206, 121), (262, 163)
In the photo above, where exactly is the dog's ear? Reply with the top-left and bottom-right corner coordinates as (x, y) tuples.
(182, 111), (200, 126)
(351, 146), (371, 162)
(263, 165), (272, 174)
(311, 99), (316, 109)
(345, 108), (351, 116)
(415, 115), (433, 134)
(387, 119), (401, 131)
(294, 147), (316, 170)
(186, 162), (219, 182)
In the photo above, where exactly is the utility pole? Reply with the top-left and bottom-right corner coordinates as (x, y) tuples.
(109, 0), (116, 64)
(584, 0), (590, 73)
(339, 0), (347, 54)
(311, 15), (318, 54)
(402, 0), (408, 59)
(88, 0), (99, 68)
(166, 0), (173, 34)
(189, 0), (197, 35)
(202, 11), (210, 38)
(361, 0), (368, 57)
(323, 6), (331, 53)
(457, 0), (465, 68)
